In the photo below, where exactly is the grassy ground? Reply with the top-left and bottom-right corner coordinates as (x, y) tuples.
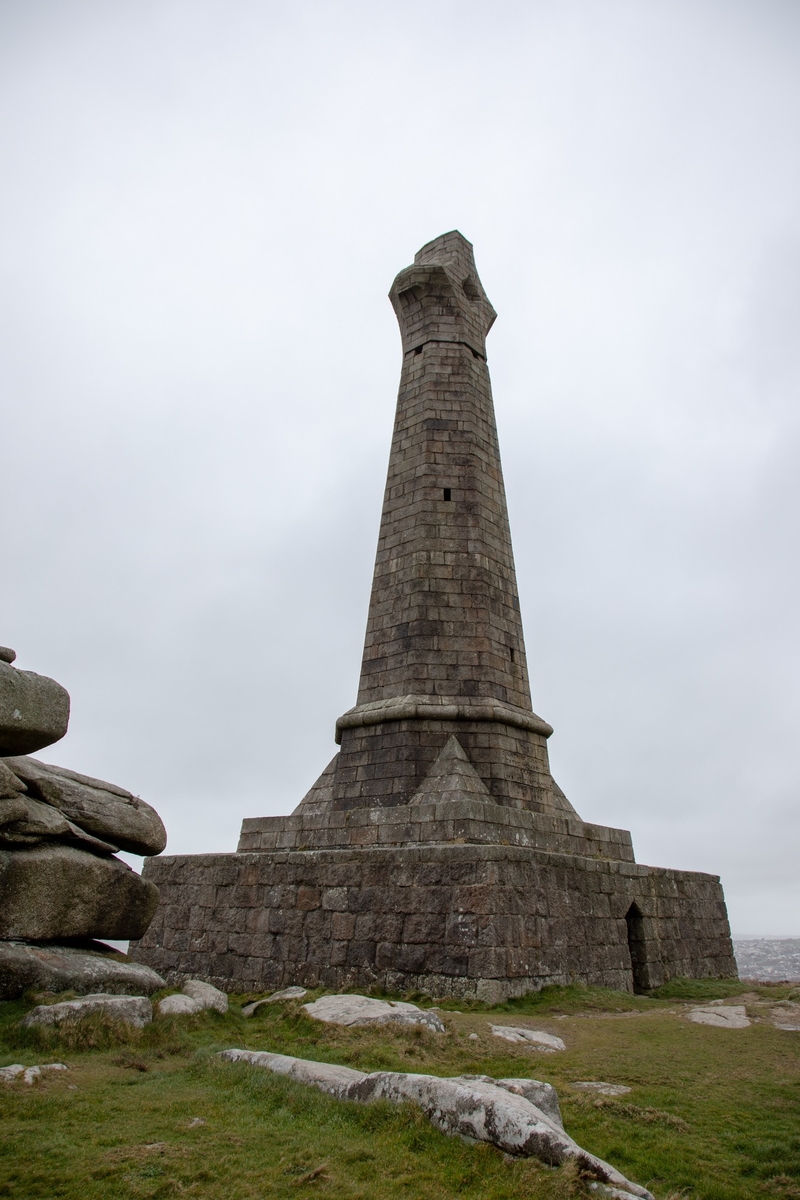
(1, 979), (798, 1200)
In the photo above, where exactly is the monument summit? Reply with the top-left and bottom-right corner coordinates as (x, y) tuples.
(132, 232), (736, 999)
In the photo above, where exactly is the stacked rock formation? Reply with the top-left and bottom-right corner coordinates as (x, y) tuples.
(0, 644), (166, 997)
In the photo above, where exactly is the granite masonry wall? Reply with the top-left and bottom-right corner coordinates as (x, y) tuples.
(237, 793), (635, 861)
(133, 845), (736, 1000)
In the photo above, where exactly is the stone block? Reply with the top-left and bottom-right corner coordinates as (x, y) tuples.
(0, 664), (70, 756)
(0, 844), (158, 941)
(0, 939), (165, 1000)
(296, 886), (321, 911)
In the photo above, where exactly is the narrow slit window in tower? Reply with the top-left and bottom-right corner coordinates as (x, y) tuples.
(443, 488), (451, 501)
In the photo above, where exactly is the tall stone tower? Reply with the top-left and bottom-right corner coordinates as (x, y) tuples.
(132, 233), (736, 999)
(304, 231), (571, 823)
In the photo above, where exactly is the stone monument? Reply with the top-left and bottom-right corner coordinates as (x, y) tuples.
(131, 232), (736, 999)
(0, 645), (167, 997)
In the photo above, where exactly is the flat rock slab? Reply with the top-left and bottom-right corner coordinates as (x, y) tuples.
(0, 843), (159, 941)
(0, 663), (70, 756)
(219, 1049), (653, 1199)
(3, 756), (166, 857)
(0, 939), (165, 1000)
(688, 1005), (750, 1029)
(572, 1081), (632, 1096)
(770, 1002), (800, 1031)
(0, 794), (118, 854)
(21, 993), (152, 1029)
(302, 994), (445, 1033)
(242, 986), (308, 1016)
(490, 1024), (566, 1051)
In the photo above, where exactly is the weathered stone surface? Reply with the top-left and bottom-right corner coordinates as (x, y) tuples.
(0, 1064), (25, 1082)
(408, 736), (493, 806)
(0, 761), (27, 800)
(0, 794), (118, 853)
(131, 843), (738, 1000)
(3, 757), (166, 856)
(688, 1005), (750, 1029)
(157, 981), (228, 1016)
(242, 986), (308, 1016)
(158, 993), (203, 1016)
(17, 1065), (68, 1084)
(182, 979), (228, 1013)
(461, 1074), (563, 1126)
(0, 647), (16, 664)
(491, 1025), (566, 1051)
(21, 993), (152, 1029)
(219, 1049), (653, 1198)
(302, 994), (445, 1033)
(240, 791), (637, 860)
(0, 939), (165, 1000)
(0, 662), (70, 756)
(0, 844), (159, 941)
(769, 1001), (800, 1031)
(572, 1082), (632, 1097)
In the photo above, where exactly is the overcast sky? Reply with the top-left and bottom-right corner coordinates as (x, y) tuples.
(2, 1), (798, 938)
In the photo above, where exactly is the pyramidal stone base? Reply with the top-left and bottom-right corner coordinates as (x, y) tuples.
(130, 731), (735, 1000)
(130, 233), (736, 997)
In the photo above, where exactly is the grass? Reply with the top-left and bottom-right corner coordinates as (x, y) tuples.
(0, 981), (798, 1199)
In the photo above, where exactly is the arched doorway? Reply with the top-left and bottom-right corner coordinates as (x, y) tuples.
(626, 902), (649, 993)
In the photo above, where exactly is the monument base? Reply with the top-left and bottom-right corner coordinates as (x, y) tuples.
(130, 840), (736, 1001)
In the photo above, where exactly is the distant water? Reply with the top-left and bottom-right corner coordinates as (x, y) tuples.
(733, 939), (800, 982)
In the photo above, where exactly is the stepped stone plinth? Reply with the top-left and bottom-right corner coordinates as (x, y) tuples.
(130, 232), (736, 999)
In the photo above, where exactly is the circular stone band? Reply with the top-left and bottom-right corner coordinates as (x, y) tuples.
(334, 695), (553, 745)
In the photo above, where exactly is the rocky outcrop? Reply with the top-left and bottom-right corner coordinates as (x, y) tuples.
(0, 655), (70, 757)
(21, 993), (153, 1029)
(158, 993), (204, 1015)
(0, 940), (164, 1000)
(182, 979), (228, 1013)
(2, 757), (166, 856)
(302, 993), (446, 1033)
(0, 844), (159, 941)
(0, 1062), (68, 1083)
(242, 986), (308, 1016)
(0, 645), (167, 998)
(0, 793), (119, 854)
(157, 979), (229, 1016)
(490, 1024), (566, 1051)
(687, 1004), (750, 1028)
(219, 1049), (654, 1199)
